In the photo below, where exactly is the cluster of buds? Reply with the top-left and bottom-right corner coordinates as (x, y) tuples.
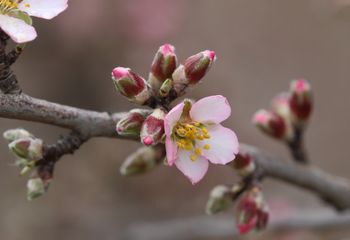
(3, 128), (43, 175)
(111, 44), (216, 103)
(235, 187), (269, 235)
(3, 128), (53, 200)
(252, 79), (312, 141)
(120, 145), (165, 176)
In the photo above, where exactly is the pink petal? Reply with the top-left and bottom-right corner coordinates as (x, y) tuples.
(175, 149), (209, 184)
(197, 124), (239, 165)
(18, 0), (68, 20)
(190, 95), (231, 124)
(165, 137), (177, 166)
(164, 102), (184, 135)
(0, 15), (37, 43)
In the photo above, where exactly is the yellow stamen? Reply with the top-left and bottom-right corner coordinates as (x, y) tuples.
(194, 148), (202, 155)
(190, 154), (196, 161)
(24, 3), (30, 7)
(204, 144), (210, 150)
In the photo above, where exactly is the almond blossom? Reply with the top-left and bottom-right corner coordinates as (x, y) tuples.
(0, 0), (68, 43)
(164, 95), (239, 184)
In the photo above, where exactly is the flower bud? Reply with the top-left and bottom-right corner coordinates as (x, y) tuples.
(172, 50), (216, 96)
(252, 109), (291, 140)
(289, 79), (312, 124)
(3, 128), (33, 143)
(159, 78), (173, 97)
(206, 185), (233, 215)
(116, 109), (151, 137)
(111, 67), (151, 105)
(235, 187), (269, 235)
(120, 145), (165, 176)
(140, 108), (165, 146)
(271, 93), (291, 120)
(9, 137), (43, 161)
(149, 44), (177, 89)
(184, 50), (216, 84)
(233, 153), (255, 177)
(27, 163), (54, 200)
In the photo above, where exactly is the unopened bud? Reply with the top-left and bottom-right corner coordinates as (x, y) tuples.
(27, 177), (46, 200)
(111, 67), (151, 105)
(206, 185), (233, 215)
(3, 128), (32, 143)
(9, 137), (43, 161)
(27, 163), (54, 200)
(271, 93), (291, 120)
(184, 50), (216, 84)
(235, 187), (269, 235)
(289, 79), (312, 124)
(120, 145), (165, 176)
(159, 78), (173, 97)
(172, 50), (216, 96)
(149, 44), (177, 90)
(233, 153), (255, 177)
(140, 108), (165, 146)
(116, 109), (151, 137)
(253, 109), (291, 140)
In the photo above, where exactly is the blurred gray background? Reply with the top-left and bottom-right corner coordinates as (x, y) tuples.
(1, 0), (350, 239)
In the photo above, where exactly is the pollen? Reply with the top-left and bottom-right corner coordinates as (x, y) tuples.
(194, 148), (202, 155)
(24, 3), (30, 7)
(190, 154), (196, 161)
(204, 144), (210, 150)
(0, 0), (19, 13)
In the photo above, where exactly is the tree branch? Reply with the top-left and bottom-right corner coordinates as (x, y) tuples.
(1, 93), (350, 210)
(125, 210), (350, 240)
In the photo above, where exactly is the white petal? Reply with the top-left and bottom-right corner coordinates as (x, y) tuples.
(198, 124), (239, 165)
(18, 0), (68, 20)
(175, 149), (209, 184)
(164, 102), (184, 135)
(190, 95), (231, 124)
(0, 14), (36, 43)
(165, 137), (177, 166)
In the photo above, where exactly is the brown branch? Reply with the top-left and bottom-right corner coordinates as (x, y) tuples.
(0, 93), (350, 210)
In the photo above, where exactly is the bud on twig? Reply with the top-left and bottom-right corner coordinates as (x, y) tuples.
(116, 109), (151, 137)
(8, 137), (43, 161)
(172, 50), (216, 95)
(252, 109), (292, 140)
(120, 145), (165, 176)
(149, 44), (177, 90)
(140, 108), (165, 146)
(27, 163), (54, 201)
(206, 185), (234, 215)
(235, 187), (269, 235)
(289, 79), (312, 125)
(3, 128), (32, 143)
(233, 153), (255, 177)
(159, 78), (173, 97)
(111, 67), (151, 105)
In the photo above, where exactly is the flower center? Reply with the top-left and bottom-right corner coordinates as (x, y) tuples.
(172, 121), (211, 161)
(0, 0), (19, 14)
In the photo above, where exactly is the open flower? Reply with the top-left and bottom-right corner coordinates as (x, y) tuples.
(164, 95), (239, 184)
(0, 0), (68, 43)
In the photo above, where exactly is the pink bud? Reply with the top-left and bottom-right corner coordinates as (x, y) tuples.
(116, 109), (151, 137)
(233, 153), (255, 177)
(111, 67), (151, 105)
(140, 108), (166, 146)
(289, 79), (312, 123)
(253, 109), (288, 139)
(236, 187), (269, 235)
(150, 44), (177, 83)
(184, 50), (216, 85)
